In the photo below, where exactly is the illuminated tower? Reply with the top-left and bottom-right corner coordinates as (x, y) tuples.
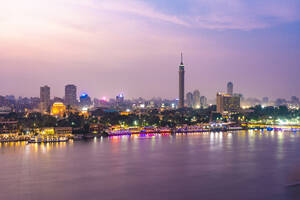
(227, 82), (233, 96)
(179, 53), (185, 108)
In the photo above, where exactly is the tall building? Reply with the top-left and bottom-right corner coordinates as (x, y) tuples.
(178, 53), (185, 108)
(262, 97), (269, 104)
(227, 82), (233, 95)
(216, 93), (240, 114)
(65, 84), (77, 106)
(193, 90), (200, 109)
(80, 93), (92, 107)
(186, 92), (193, 108)
(40, 85), (50, 112)
(291, 96), (300, 105)
(116, 93), (125, 104)
(200, 96), (207, 108)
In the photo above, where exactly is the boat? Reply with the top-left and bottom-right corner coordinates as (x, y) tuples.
(83, 134), (96, 139)
(73, 134), (84, 141)
(27, 136), (68, 144)
(28, 137), (42, 143)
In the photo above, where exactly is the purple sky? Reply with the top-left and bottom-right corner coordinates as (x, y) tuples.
(1, 0), (300, 100)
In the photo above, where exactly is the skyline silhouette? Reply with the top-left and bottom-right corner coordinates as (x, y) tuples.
(1, 0), (300, 99)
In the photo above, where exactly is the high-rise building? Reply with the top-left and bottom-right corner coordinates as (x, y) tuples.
(65, 84), (77, 106)
(227, 82), (233, 95)
(193, 90), (200, 109)
(200, 96), (207, 108)
(178, 53), (185, 108)
(291, 96), (300, 105)
(186, 92), (193, 108)
(116, 93), (125, 104)
(234, 93), (244, 101)
(275, 98), (287, 106)
(216, 93), (240, 114)
(40, 85), (50, 112)
(80, 93), (92, 107)
(262, 97), (269, 104)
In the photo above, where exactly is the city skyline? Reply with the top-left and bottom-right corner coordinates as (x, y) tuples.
(1, 80), (300, 102)
(1, 0), (300, 99)
(2, 2), (300, 199)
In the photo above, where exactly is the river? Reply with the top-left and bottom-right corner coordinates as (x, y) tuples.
(1, 130), (300, 200)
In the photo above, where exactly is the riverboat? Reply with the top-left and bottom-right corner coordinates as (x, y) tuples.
(27, 136), (68, 144)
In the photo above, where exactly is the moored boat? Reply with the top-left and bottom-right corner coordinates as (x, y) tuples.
(27, 136), (68, 144)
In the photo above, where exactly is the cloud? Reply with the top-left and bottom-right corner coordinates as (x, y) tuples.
(0, 0), (299, 99)
(187, 0), (300, 30)
(1, 0), (299, 38)
(93, 0), (300, 30)
(1, 0), (299, 65)
(0, 0), (198, 66)
(97, 1), (189, 26)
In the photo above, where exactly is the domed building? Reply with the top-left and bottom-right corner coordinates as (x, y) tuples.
(51, 102), (66, 118)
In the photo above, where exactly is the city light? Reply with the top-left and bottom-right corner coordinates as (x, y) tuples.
(101, 96), (108, 102)
(1, 1), (300, 199)
(51, 102), (66, 118)
(80, 93), (88, 98)
(82, 107), (88, 112)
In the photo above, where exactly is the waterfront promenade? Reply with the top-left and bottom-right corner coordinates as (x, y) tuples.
(3, 122), (300, 143)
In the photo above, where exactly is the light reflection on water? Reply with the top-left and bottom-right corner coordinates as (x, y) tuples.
(1, 130), (300, 200)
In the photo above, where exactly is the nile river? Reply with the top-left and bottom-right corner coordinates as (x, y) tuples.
(1, 130), (300, 200)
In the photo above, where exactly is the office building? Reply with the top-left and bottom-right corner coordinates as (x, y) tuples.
(40, 85), (50, 112)
(227, 82), (233, 95)
(262, 97), (269, 104)
(193, 90), (200, 109)
(186, 92), (193, 108)
(116, 93), (125, 104)
(200, 96), (207, 108)
(80, 93), (92, 107)
(65, 84), (77, 106)
(216, 93), (240, 114)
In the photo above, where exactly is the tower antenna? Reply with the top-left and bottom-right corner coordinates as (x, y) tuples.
(181, 52), (183, 65)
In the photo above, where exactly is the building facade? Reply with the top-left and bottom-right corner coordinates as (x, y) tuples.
(116, 93), (125, 104)
(40, 85), (50, 112)
(200, 96), (207, 108)
(80, 93), (92, 107)
(186, 92), (193, 108)
(65, 84), (77, 106)
(193, 90), (200, 109)
(51, 102), (66, 118)
(216, 93), (240, 114)
(227, 82), (233, 96)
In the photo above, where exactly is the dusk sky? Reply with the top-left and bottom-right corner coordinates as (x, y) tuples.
(1, 0), (300, 100)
